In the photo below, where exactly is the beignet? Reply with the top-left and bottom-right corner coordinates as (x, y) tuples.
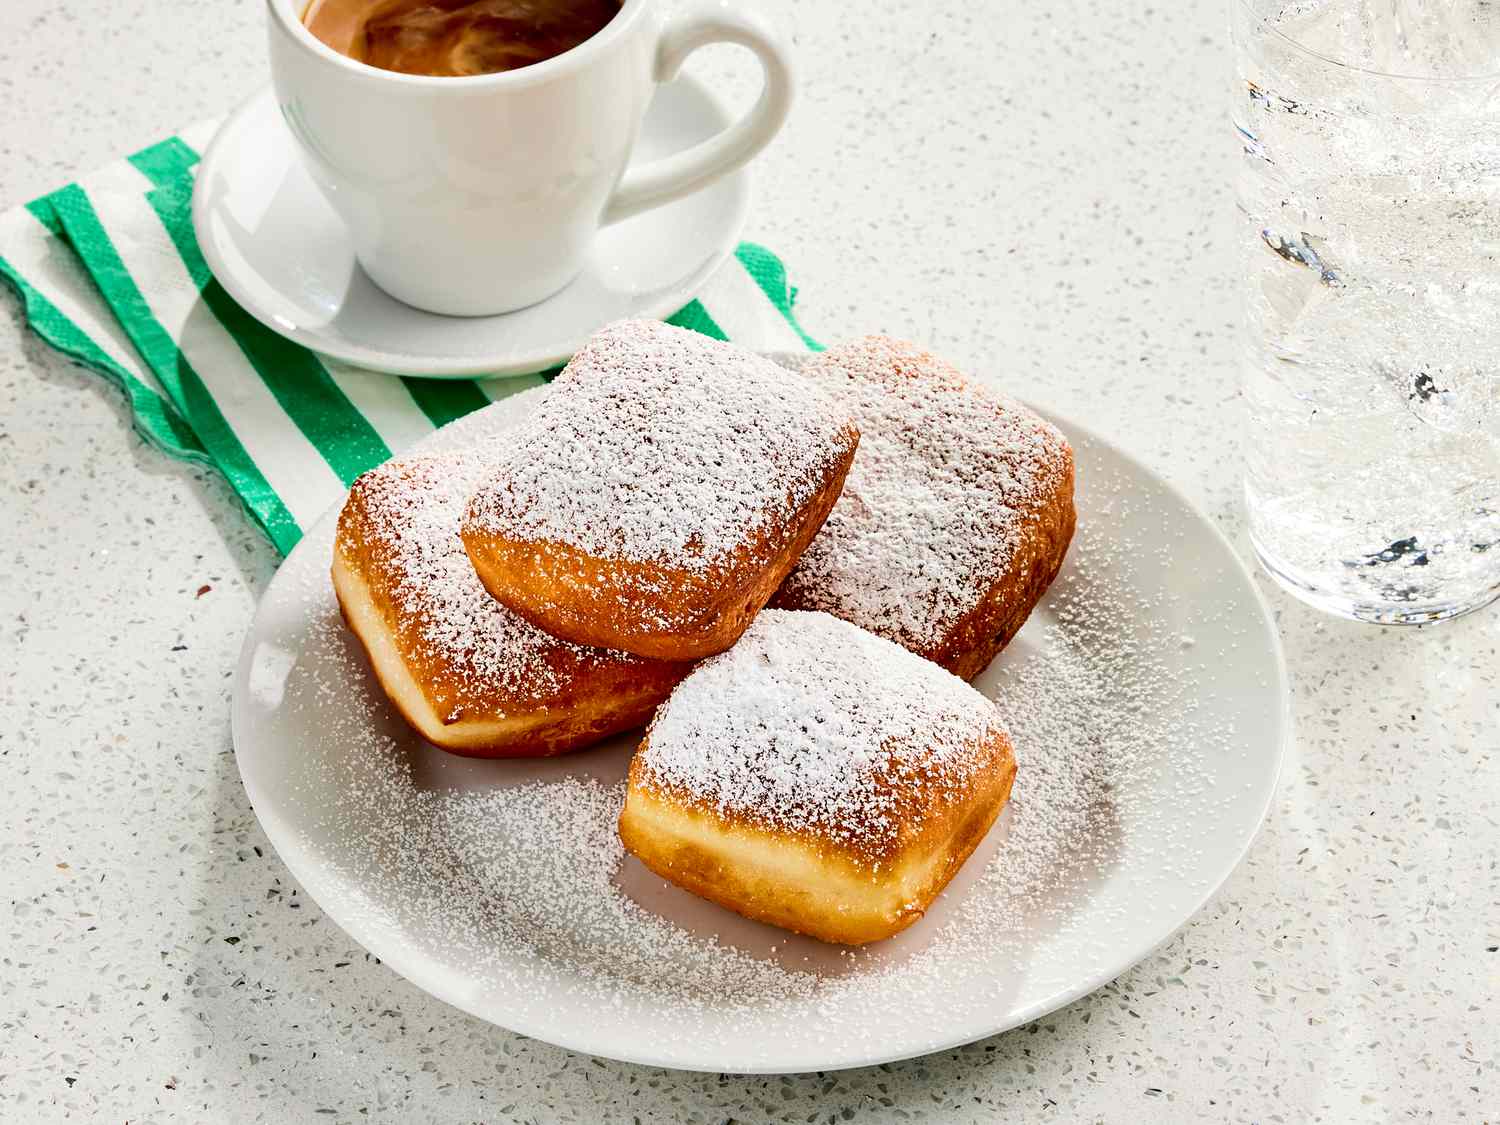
(618, 609), (1016, 945)
(773, 336), (1075, 680)
(334, 451), (692, 757)
(460, 320), (859, 661)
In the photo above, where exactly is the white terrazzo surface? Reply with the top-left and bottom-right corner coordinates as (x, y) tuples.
(1, 0), (1497, 1121)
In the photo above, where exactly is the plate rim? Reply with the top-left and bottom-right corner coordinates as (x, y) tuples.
(230, 393), (1292, 1073)
(191, 85), (751, 379)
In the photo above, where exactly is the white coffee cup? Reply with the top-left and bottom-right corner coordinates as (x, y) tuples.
(267, 0), (794, 316)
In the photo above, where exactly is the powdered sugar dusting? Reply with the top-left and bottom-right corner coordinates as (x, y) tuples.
(340, 447), (625, 717)
(778, 336), (1072, 653)
(246, 386), (1283, 1068)
(305, 724), (807, 1007)
(638, 609), (1007, 856)
(463, 320), (855, 570)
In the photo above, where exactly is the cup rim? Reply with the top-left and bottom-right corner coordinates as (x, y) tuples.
(269, 0), (649, 90)
(1235, 0), (1500, 83)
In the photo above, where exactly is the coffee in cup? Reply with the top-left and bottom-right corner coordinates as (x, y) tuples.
(302, 0), (622, 78)
(270, 0), (795, 315)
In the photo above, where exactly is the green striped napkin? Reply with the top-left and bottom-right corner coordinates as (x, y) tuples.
(0, 119), (822, 555)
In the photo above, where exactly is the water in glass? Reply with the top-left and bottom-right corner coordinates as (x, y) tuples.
(1233, 0), (1500, 623)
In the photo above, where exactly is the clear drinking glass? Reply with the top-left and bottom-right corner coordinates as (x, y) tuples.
(1232, 0), (1500, 624)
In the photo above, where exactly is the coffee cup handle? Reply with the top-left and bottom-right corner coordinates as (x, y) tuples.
(602, 1), (794, 225)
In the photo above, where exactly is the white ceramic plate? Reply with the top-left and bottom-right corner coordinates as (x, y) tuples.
(192, 82), (748, 377)
(231, 385), (1289, 1073)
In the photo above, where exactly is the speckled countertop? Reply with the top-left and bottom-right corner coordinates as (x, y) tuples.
(1, 0), (1496, 1121)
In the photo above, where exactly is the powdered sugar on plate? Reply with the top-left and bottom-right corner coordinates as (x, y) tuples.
(235, 381), (1286, 1070)
(638, 609), (1007, 858)
(462, 320), (855, 570)
(778, 336), (1072, 653)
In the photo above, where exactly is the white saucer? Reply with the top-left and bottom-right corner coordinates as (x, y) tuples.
(192, 82), (749, 378)
(231, 384), (1290, 1073)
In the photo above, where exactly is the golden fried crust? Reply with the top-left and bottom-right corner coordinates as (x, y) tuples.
(619, 727), (1017, 945)
(770, 340), (1076, 680)
(334, 466), (692, 758)
(929, 456), (1076, 680)
(460, 432), (859, 661)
